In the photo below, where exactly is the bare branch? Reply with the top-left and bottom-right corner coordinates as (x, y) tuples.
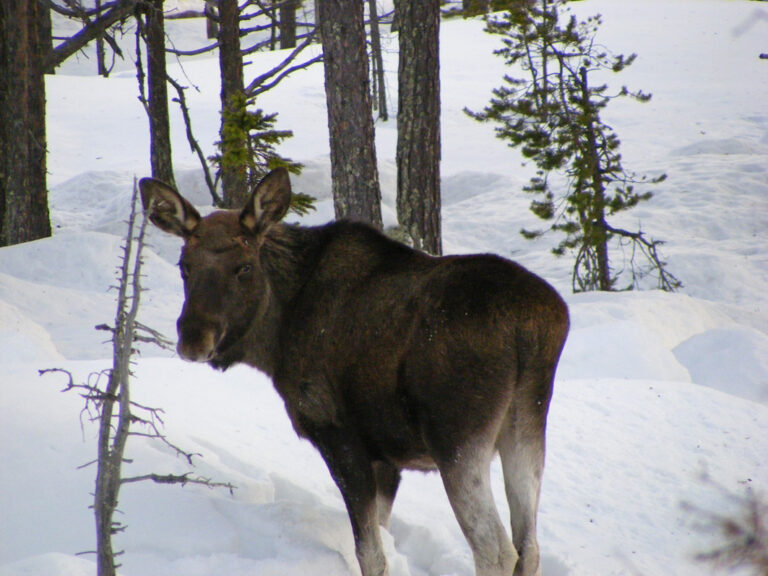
(244, 33), (321, 96)
(129, 430), (202, 465)
(166, 75), (222, 206)
(164, 10), (208, 20)
(44, 0), (138, 71)
(121, 473), (235, 493)
(133, 321), (174, 350)
(166, 41), (219, 57)
(44, 0), (124, 18)
(77, 459), (100, 470)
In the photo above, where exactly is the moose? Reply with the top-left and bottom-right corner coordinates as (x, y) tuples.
(139, 168), (569, 576)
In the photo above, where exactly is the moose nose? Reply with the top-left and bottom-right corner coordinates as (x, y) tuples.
(176, 315), (223, 363)
(177, 331), (217, 362)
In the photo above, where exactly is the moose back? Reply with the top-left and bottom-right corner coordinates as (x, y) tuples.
(139, 168), (569, 576)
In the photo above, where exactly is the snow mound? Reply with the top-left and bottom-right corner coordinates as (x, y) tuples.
(0, 232), (182, 360)
(0, 553), (95, 576)
(671, 138), (768, 157)
(674, 326), (768, 403)
(0, 299), (64, 364)
(560, 320), (691, 382)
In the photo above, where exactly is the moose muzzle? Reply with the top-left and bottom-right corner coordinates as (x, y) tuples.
(176, 311), (224, 363)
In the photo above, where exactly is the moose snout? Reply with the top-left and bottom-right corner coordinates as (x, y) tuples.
(176, 314), (224, 363)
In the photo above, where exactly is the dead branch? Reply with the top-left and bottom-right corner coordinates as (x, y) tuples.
(46, 182), (235, 575)
(44, 0), (137, 71)
(121, 473), (235, 494)
(45, 0), (124, 18)
(602, 221), (682, 291)
(166, 75), (222, 206)
(134, 321), (174, 350)
(165, 41), (219, 57)
(244, 33), (321, 96)
(164, 10), (208, 20)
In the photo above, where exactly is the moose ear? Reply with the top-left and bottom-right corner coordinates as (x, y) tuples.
(139, 177), (200, 237)
(240, 168), (292, 235)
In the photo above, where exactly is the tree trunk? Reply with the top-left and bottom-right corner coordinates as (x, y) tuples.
(0, 0), (52, 247)
(463, 0), (490, 15)
(395, 0), (441, 254)
(145, 0), (176, 187)
(367, 0), (387, 121)
(316, 0), (382, 228)
(96, 0), (107, 76)
(580, 67), (612, 291)
(38, 1), (53, 73)
(280, 0), (297, 49)
(217, 0), (248, 207)
(204, 0), (218, 39)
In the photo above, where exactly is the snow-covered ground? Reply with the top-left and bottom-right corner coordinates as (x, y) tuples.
(1, 1), (767, 575)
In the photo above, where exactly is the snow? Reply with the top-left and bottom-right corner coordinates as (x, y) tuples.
(2, 1), (767, 575)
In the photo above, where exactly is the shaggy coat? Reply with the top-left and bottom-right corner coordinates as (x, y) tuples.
(140, 169), (569, 576)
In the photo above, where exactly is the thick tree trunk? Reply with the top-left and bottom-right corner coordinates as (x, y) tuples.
(217, 0), (248, 207)
(279, 0), (297, 49)
(316, 0), (382, 228)
(395, 0), (441, 254)
(145, 0), (176, 187)
(0, 0), (52, 247)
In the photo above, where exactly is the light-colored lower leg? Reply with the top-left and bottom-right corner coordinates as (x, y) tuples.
(498, 419), (545, 576)
(353, 500), (389, 576)
(441, 455), (518, 576)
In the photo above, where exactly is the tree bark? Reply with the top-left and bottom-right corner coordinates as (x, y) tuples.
(367, 0), (387, 121)
(217, 0), (248, 207)
(204, 1), (218, 39)
(145, 0), (176, 187)
(395, 0), (441, 254)
(316, 0), (382, 228)
(579, 66), (612, 291)
(95, 0), (108, 75)
(279, 0), (297, 49)
(0, 0), (52, 247)
(463, 0), (490, 15)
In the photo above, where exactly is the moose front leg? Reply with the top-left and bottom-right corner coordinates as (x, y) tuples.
(311, 426), (389, 576)
(373, 461), (401, 529)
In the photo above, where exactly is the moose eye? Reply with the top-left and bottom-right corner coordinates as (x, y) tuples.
(236, 264), (253, 278)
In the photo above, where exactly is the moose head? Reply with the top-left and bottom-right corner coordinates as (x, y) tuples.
(139, 169), (291, 370)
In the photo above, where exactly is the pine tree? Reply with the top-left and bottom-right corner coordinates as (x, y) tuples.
(212, 91), (314, 215)
(467, 0), (680, 292)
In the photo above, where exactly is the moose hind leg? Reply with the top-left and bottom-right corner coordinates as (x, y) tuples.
(497, 406), (548, 576)
(440, 451), (518, 576)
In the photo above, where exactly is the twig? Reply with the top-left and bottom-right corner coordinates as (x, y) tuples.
(166, 75), (222, 206)
(121, 473), (235, 494)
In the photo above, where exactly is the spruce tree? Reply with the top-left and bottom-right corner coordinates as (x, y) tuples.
(467, 0), (680, 292)
(212, 92), (314, 215)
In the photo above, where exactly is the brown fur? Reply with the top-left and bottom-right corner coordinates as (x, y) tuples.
(140, 169), (569, 576)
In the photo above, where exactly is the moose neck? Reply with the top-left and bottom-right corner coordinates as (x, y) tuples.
(261, 223), (325, 302)
(231, 223), (324, 376)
